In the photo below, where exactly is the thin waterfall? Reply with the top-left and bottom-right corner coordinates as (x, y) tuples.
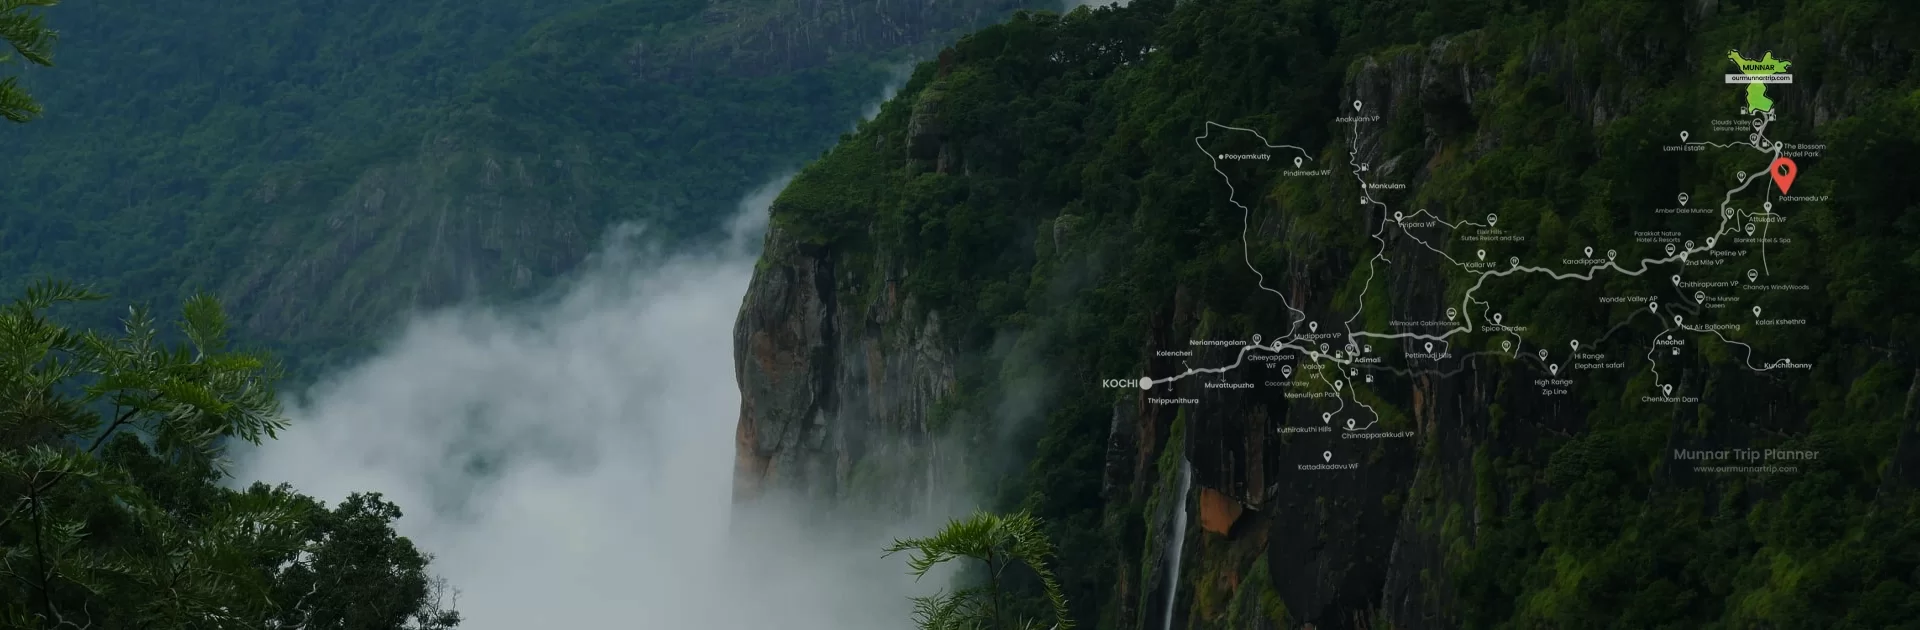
(1161, 458), (1192, 630)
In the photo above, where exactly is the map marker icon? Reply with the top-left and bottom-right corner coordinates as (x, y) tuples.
(1424, 342), (1434, 353)
(1663, 384), (1673, 396)
(1678, 192), (1689, 205)
(1309, 321), (1318, 332)
(1748, 269), (1759, 282)
(1282, 365), (1292, 378)
(1584, 246), (1593, 257)
(1570, 340), (1580, 351)
(1502, 340), (1512, 352)
(1769, 157), (1798, 193)
(1294, 157), (1303, 168)
(1322, 411), (1330, 423)
(1493, 313), (1503, 325)
(1753, 305), (1762, 317)
(1680, 131), (1689, 142)
(1488, 213), (1498, 227)
(1671, 274), (1681, 286)
(1323, 451), (1333, 462)
(1477, 249), (1486, 261)
(1666, 243), (1677, 256)
(1608, 249), (1616, 261)
(1650, 302), (1658, 313)
(1346, 418), (1355, 430)
(1353, 100), (1362, 112)
(1446, 308), (1457, 321)
(1746, 223), (1756, 235)
(1539, 348), (1548, 360)
(1550, 364), (1558, 375)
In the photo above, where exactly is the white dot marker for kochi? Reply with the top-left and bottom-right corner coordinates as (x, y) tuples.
(1139, 377), (1153, 390)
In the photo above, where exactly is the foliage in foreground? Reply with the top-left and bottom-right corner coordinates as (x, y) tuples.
(0, 280), (458, 629)
(887, 510), (1074, 630)
(0, 0), (56, 122)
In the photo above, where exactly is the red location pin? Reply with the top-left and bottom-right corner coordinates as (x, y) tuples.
(1769, 157), (1798, 194)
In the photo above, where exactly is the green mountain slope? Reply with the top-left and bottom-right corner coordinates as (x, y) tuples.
(5, 0), (1038, 375)
(734, 0), (1920, 627)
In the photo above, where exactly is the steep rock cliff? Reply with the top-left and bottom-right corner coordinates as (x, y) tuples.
(735, 1), (1920, 628)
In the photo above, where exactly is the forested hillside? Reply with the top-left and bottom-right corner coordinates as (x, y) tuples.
(734, 0), (1920, 628)
(4, 0), (1040, 376)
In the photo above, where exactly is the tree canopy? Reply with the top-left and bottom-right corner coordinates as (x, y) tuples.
(0, 280), (459, 629)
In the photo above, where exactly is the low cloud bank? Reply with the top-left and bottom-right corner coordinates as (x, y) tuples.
(237, 176), (952, 629)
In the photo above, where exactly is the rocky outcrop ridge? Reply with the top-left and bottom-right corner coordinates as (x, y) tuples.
(732, 231), (958, 515)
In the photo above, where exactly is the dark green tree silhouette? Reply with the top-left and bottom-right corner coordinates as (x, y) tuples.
(885, 510), (1074, 630)
(0, 280), (459, 629)
(0, 0), (56, 122)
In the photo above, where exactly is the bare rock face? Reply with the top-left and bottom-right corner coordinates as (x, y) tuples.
(731, 226), (958, 516)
